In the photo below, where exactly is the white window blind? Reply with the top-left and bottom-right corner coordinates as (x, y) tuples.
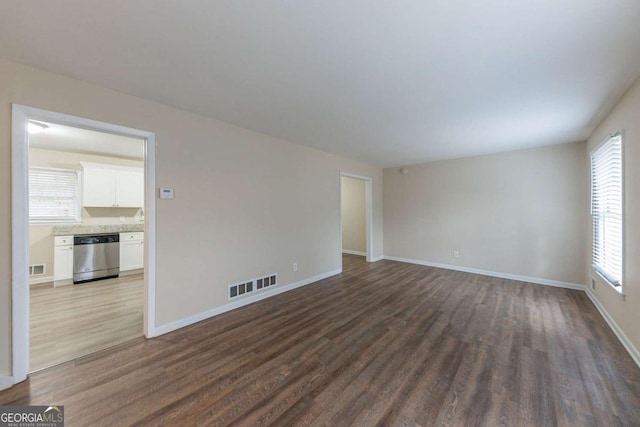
(590, 134), (623, 287)
(29, 167), (81, 223)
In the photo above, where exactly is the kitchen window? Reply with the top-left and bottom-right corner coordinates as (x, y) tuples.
(29, 167), (81, 223)
(590, 133), (623, 291)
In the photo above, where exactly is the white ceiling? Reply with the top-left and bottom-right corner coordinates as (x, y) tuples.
(1, 1), (639, 167)
(29, 122), (144, 160)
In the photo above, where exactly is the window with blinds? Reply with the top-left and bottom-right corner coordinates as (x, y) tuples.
(29, 167), (81, 223)
(590, 133), (623, 288)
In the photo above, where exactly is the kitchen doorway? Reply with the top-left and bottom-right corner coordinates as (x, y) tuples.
(11, 105), (157, 383)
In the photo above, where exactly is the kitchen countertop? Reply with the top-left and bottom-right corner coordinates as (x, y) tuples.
(52, 223), (144, 236)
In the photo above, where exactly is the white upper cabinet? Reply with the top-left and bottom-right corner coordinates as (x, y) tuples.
(116, 171), (144, 207)
(81, 162), (144, 208)
(82, 167), (117, 207)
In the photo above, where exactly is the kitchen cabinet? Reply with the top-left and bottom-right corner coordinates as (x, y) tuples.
(120, 232), (144, 272)
(54, 235), (74, 285)
(116, 171), (144, 207)
(81, 162), (144, 208)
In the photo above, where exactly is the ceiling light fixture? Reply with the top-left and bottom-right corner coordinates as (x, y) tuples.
(28, 121), (49, 134)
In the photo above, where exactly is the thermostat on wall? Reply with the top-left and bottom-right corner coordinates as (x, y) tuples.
(159, 188), (174, 199)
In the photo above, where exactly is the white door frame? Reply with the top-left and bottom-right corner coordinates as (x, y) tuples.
(11, 104), (157, 384)
(340, 172), (373, 262)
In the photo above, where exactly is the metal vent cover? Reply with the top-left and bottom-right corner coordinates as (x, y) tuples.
(228, 273), (277, 300)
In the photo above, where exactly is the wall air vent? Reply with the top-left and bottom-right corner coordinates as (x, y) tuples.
(29, 264), (46, 276)
(256, 274), (277, 290)
(228, 273), (278, 300)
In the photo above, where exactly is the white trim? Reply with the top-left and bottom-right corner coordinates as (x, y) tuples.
(144, 132), (157, 338)
(370, 255), (384, 262)
(365, 179), (373, 262)
(29, 276), (54, 286)
(585, 287), (640, 368)
(383, 256), (585, 290)
(342, 249), (366, 256)
(155, 269), (341, 336)
(0, 376), (14, 391)
(12, 105), (29, 383)
(340, 172), (374, 263)
(11, 104), (158, 383)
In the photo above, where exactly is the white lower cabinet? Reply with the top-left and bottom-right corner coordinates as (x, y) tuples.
(120, 232), (144, 272)
(54, 235), (74, 285)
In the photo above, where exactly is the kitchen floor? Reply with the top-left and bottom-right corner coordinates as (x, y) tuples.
(30, 274), (144, 371)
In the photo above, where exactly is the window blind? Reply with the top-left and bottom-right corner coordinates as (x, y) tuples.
(590, 134), (623, 286)
(29, 167), (80, 223)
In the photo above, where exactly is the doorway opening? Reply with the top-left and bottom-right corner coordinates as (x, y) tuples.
(340, 172), (373, 265)
(11, 105), (157, 383)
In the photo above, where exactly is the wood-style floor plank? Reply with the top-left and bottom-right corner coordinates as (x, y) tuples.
(30, 274), (144, 371)
(2, 255), (639, 426)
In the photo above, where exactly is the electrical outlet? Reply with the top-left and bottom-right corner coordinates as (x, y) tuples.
(293, 263), (298, 272)
(453, 250), (460, 259)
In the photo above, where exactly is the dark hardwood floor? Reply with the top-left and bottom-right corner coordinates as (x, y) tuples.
(2, 254), (639, 426)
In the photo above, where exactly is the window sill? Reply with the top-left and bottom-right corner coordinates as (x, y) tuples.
(593, 270), (626, 301)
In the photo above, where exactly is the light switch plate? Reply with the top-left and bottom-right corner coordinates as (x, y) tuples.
(159, 188), (174, 199)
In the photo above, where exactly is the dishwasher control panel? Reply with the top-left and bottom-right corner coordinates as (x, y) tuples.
(74, 234), (119, 245)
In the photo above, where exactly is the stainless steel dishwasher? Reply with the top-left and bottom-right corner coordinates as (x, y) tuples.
(73, 234), (120, 283)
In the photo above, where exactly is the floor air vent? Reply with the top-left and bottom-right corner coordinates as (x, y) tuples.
(228, 273), (277, 300)
(29, 264), (46, 276)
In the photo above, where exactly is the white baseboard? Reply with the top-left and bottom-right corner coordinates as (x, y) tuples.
(383, 256), (585, 291)
(0, 376), (13, 391)
(29, 275), (53, 286)
(369, 255), (384, 262)
(342, 249), (366, 256)
(155, 268), (342, 336)
(584, 287), (640, 368)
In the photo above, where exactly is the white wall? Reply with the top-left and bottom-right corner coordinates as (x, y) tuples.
(383, 142), (588, 285)
(0, 58), (384, 377)
(586, 76), (640, 354)
(341, 177), (366, 254)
